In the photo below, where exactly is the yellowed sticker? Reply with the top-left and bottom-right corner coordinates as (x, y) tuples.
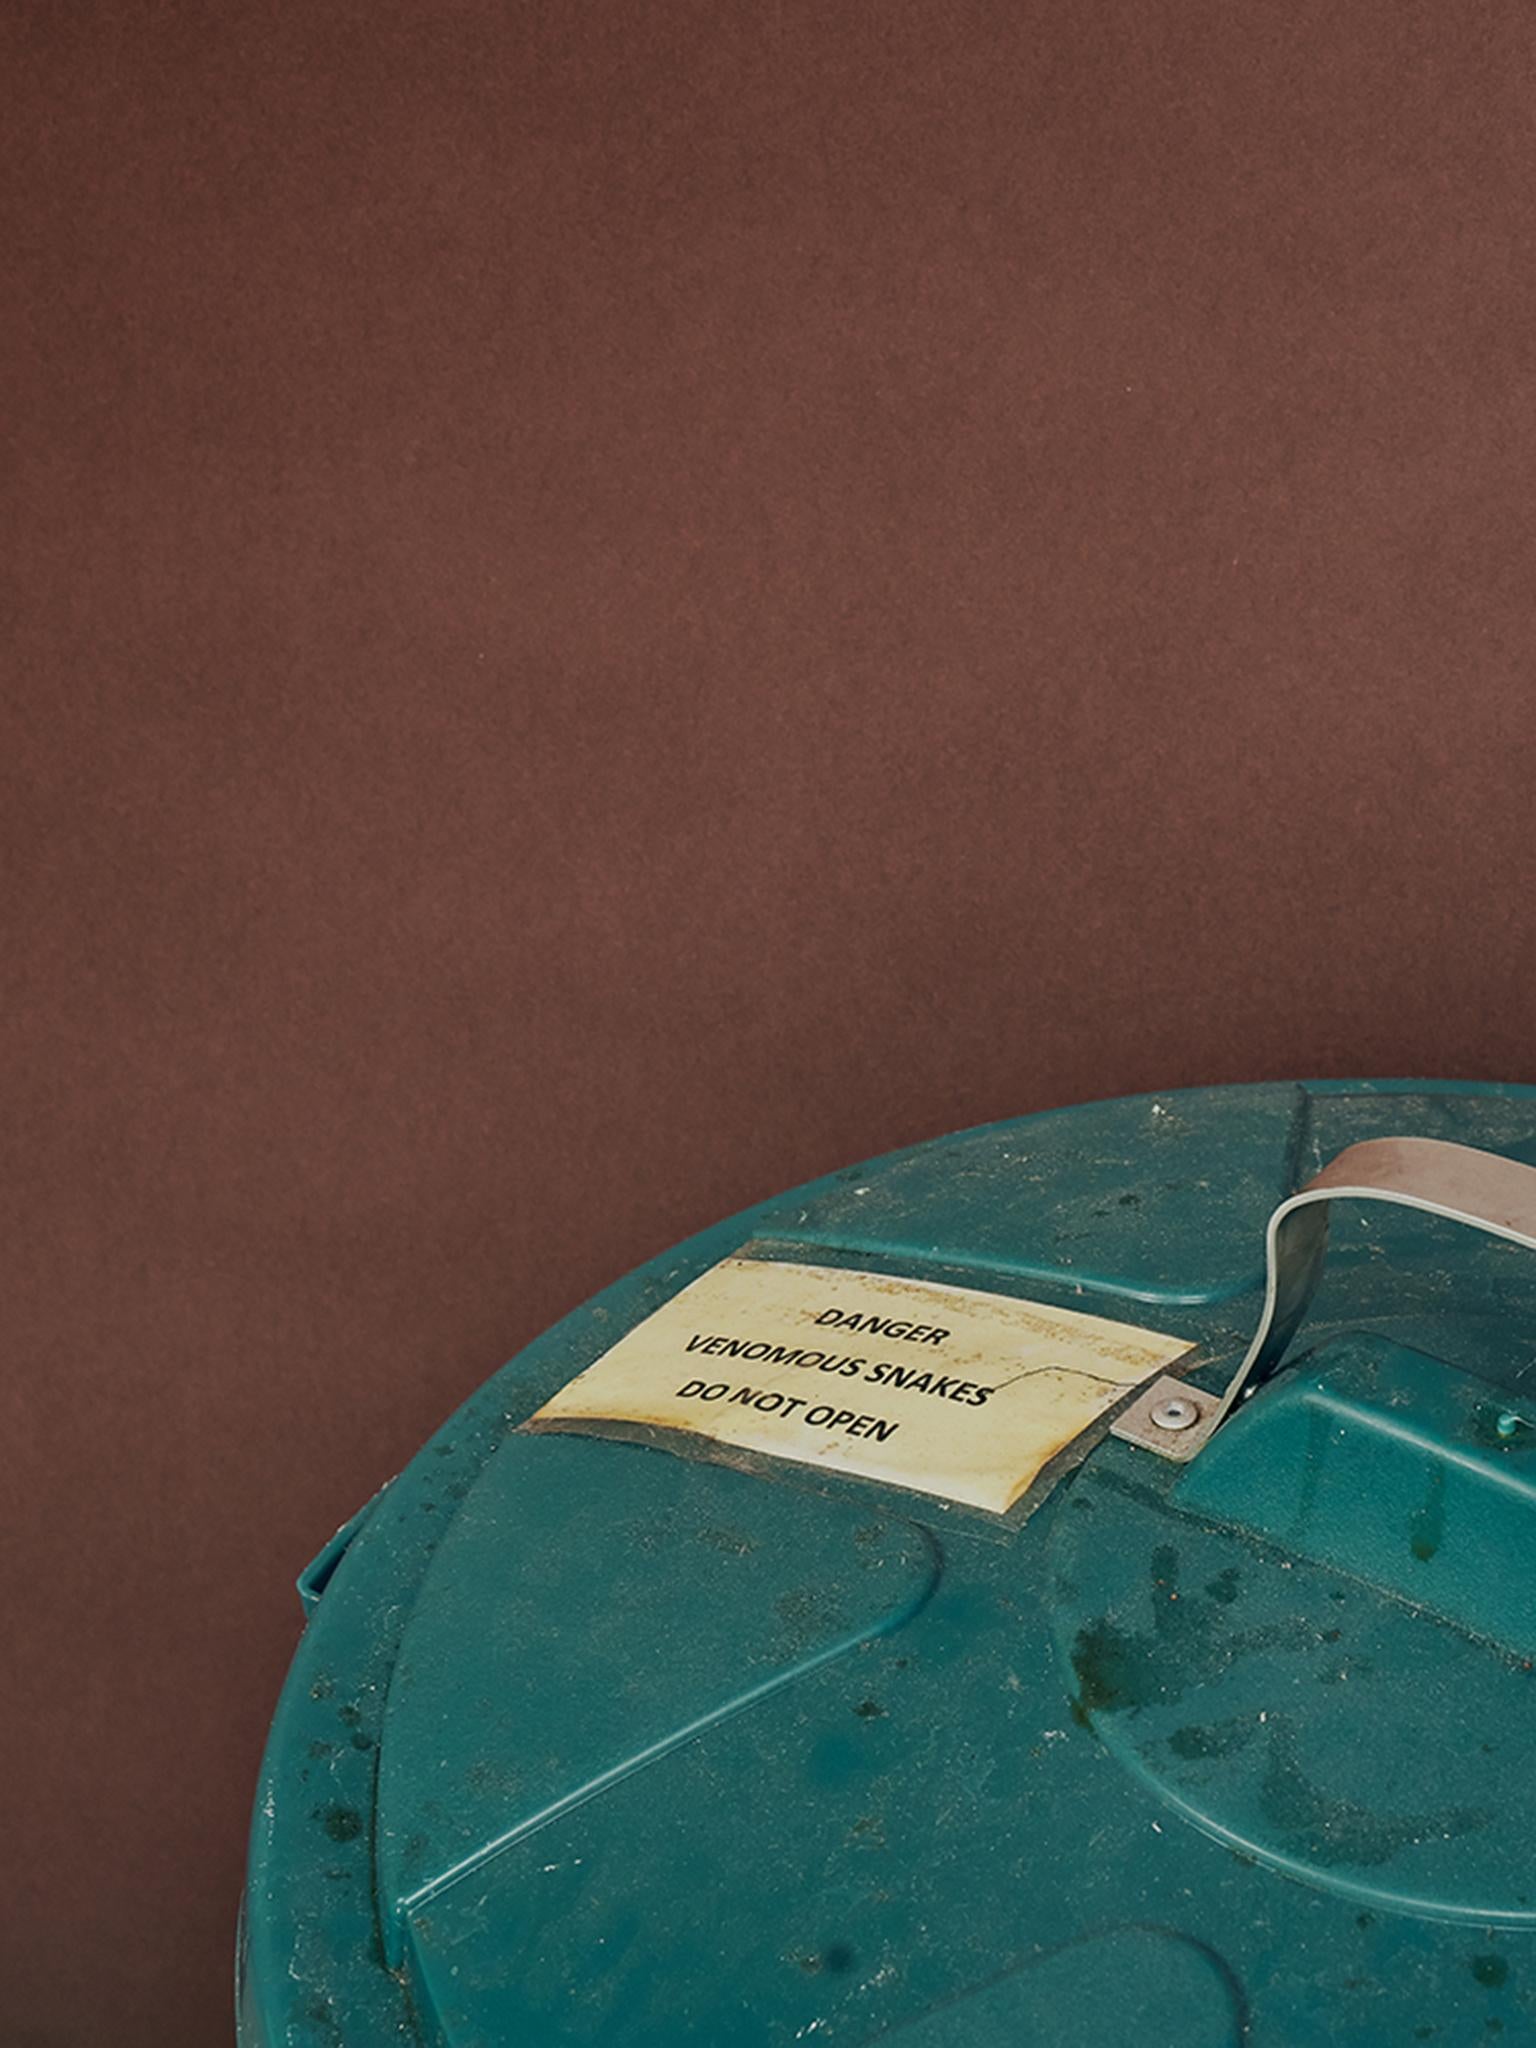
(524, 1253), (1194, 1514)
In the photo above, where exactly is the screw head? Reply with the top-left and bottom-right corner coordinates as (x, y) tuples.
(1150, 1394), (1200, 1432)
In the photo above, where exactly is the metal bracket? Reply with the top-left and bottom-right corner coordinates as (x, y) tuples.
(1110, 1373), (1222, 1462)
(1111, 1136), (1536, 1463)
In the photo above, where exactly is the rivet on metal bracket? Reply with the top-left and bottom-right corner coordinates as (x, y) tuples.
(1110, 1374), (1219, 1462)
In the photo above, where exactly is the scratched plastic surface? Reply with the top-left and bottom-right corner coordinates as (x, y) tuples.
(241, 1081), (1536, 2047)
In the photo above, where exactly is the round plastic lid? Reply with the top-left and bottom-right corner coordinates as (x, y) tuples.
(241, 1080), (1536, 2047)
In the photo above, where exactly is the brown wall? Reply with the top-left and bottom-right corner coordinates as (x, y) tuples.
(6, 5), (1536, 2042)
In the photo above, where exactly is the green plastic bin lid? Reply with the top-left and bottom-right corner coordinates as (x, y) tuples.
(240, 1081), (1536, 2046)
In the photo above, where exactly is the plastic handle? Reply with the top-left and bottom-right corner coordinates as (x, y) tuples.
(1113, 1137), (1536, 1462)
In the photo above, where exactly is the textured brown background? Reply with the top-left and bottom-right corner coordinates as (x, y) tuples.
(5, 3), (1536, 2042)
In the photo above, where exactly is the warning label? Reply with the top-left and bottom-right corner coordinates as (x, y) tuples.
(523, 1252), (1194, 1514)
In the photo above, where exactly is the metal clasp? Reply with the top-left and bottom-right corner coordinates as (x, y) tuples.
(1111, 1136), (1536, 1463)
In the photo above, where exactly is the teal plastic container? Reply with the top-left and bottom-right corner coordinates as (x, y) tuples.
(240, 1081), (1536, 2046)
